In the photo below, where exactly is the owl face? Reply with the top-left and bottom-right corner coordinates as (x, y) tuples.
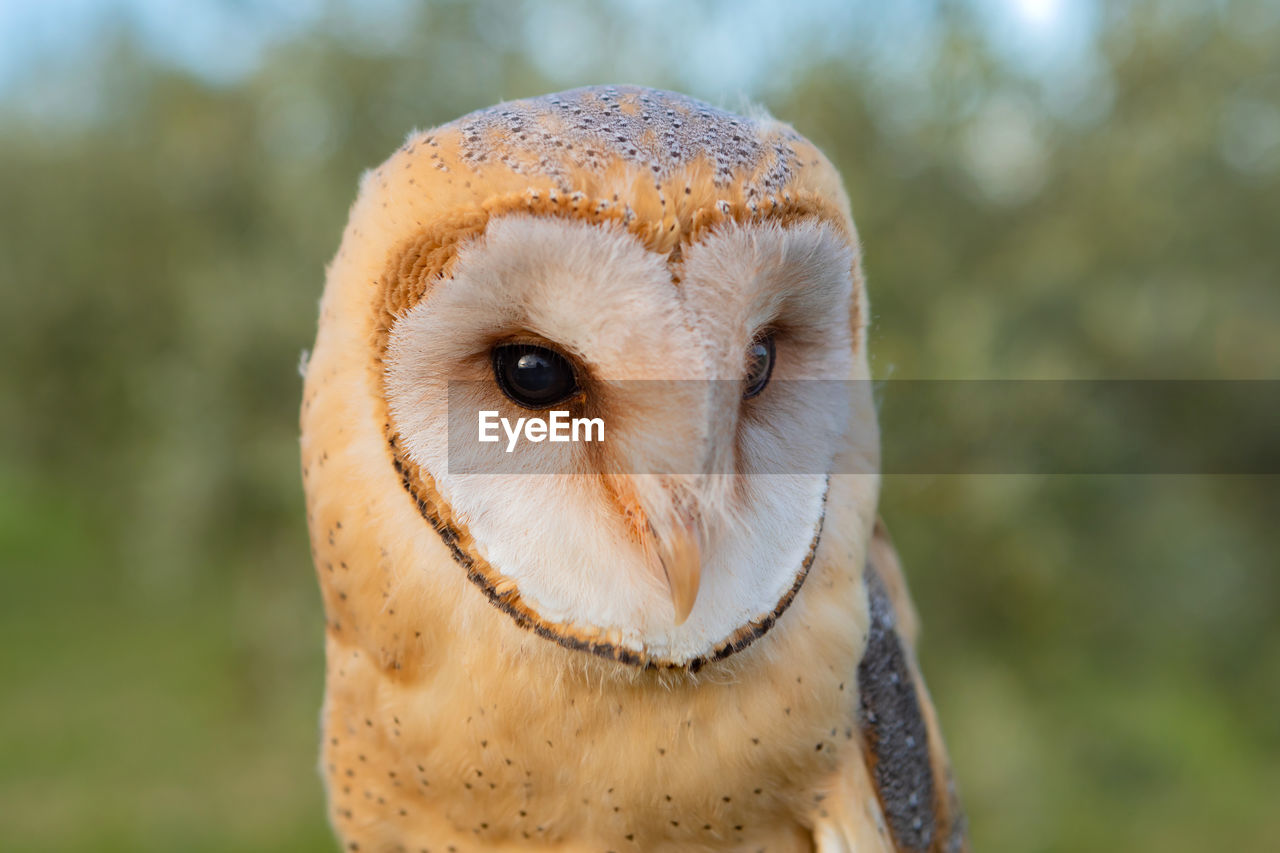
(384, 213), (864, 664)
(317, 86), (878, 669)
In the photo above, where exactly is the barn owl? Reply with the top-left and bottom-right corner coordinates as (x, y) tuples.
(301, 85), (966, 852)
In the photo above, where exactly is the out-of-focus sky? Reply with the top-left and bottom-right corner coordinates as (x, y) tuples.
(0, 0), (1101, 102)
(0, 0), (1119, 211)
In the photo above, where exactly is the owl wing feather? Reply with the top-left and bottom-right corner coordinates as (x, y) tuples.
(811, 519), (968, 853)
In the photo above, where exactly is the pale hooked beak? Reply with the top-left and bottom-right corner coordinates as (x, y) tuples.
(653, 516), (701, 626)
(609, 473), (705, 626)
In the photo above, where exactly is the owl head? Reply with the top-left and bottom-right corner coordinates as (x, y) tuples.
(303, 86), (879, 670)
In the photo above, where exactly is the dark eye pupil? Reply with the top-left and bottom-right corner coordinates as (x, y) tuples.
(743, 335), (775, 399)
(493, 344), (578, 408)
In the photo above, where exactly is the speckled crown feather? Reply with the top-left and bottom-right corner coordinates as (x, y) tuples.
(391, 85), (851, 223)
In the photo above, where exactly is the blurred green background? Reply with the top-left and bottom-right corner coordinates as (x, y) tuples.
(1, 1), (1277, 850)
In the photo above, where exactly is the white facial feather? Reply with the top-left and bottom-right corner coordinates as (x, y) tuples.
(384, 215), (867, 663)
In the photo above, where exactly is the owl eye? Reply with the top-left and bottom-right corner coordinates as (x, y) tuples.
(492, 343), (579, 409)
(743, 334), (776, 399)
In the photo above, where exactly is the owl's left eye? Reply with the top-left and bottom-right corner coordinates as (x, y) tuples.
(743, 334), (776, 399)
(492, 343), (579, 409)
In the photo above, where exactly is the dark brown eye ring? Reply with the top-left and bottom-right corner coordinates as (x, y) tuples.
(743, 333), (776, 399)
(492, 343), (579, 409)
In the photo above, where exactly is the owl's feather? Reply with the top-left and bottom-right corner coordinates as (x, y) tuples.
(811, 520), (967, 852)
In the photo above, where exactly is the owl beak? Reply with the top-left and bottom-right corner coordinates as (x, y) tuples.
(607, 473), (705, 626)
(655, 518), (701, 626)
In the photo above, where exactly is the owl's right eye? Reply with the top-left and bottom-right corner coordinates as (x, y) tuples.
(742, 333), (776, 399)
(492, 343), (580, 409)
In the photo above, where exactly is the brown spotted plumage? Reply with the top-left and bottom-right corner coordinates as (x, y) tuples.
(301, 86), (965, 852)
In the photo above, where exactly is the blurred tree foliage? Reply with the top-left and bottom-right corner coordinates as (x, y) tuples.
(1, 1), (1277, 851)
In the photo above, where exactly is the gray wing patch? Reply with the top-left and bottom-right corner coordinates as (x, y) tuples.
(857, 562), (937, 852)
